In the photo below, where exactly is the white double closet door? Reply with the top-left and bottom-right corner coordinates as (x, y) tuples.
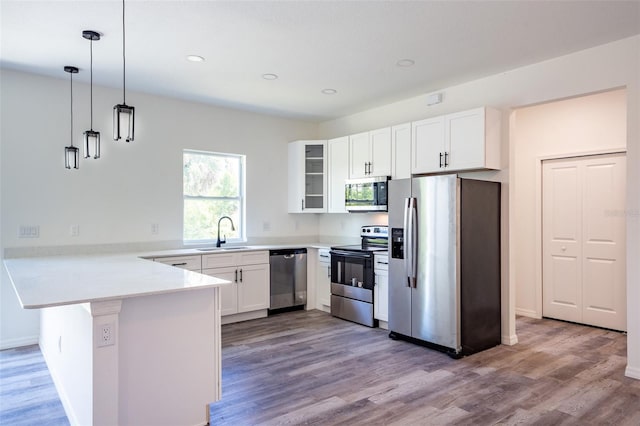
(542, 153), (626, 331)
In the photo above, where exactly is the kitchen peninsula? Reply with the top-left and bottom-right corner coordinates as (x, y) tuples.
(4, 253), (230, 426)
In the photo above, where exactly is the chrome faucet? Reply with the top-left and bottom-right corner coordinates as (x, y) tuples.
(216, 216), (236, 247)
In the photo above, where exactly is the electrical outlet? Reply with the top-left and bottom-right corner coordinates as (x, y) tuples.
(262, 221), (271, 232)
(97, 322), (115, 347)
(70, 224), (80, 237)
(18, 225), (39, 238)
(151, 223), (159, 235)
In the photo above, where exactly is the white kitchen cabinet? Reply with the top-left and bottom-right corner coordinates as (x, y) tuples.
(288, 140), (327, 213)
(316, 249), (331, 312)
(411, 107), (501, 174)
(374, 253), (389, 326)
(411, 115), (446, 174)
(202, 251), (270, 319)
(349, 127), (391, 178)
(391, 123), (411, 179)
(153, 255), (201, 272)
(327, 136), (349, 213)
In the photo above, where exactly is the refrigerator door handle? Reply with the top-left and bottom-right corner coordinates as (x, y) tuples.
(409, 198), (418, 288)
(403, 197), (412, 287)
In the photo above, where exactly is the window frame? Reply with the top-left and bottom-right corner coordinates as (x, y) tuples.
(182, 149), (246, 244)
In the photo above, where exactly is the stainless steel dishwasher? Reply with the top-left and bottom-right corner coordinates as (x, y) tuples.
(269, 248), (307, 312)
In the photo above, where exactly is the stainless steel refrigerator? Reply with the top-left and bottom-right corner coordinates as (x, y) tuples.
(388, 175), (501, 357)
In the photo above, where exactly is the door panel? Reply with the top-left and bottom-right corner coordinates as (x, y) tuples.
(388, 179), (412, 336)
(411, 117), (445, 174)
(411, 175), (458, 349)
(581, 156), (626, 330)
(203, 267), (238, 316)
(542, 154), (626, 331)
(543, 163), (582, 322)
(238, 264), (269, 313)
(370, 127), (391, 176)
(446, 108), (484, 170)
(547, 255), (581, 322)
(349, 132), (370, 178)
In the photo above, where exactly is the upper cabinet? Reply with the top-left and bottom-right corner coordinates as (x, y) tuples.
(349, 127), (392, 178)
(327, 136), (349, 213)
(288, 107), (501, 214)
(288, 140), (327, 213)
(411, 107), (501, 175)
(391, 123), (411, 180)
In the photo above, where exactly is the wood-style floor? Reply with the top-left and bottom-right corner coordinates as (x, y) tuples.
(211, 310), (640, 425)
(0, 345), (68, 425)
(2, 310), (639, 425)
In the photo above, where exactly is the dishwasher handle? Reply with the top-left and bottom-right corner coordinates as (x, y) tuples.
(269, 248), (307, 256)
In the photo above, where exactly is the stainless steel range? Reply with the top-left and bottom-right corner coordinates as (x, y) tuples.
(330, 226), (388, 327)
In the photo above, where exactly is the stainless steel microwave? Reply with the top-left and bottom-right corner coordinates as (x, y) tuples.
(345, 176), (389, 212)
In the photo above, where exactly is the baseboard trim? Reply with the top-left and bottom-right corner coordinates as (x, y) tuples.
(516, 308), (540, 319)
(40, 339), (81, 426)
(221, 310), (267, 325)
(0, 335), (39, 350)
(625, 365), (640, 380)
(502, 334), (518, 346)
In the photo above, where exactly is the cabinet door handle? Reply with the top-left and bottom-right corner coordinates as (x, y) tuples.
(444, 152), (449, 167)
(239, 268), (243, 282)
(301, 199), (304, 210)
(234, 269), (238, 283)
(439, 152), (444, 168)
(376, 261), (389, 265)
(364, 162), (368, 175)
(171, 262), (188, 266)
(319, 254), (329, 258)
(328, 265), (331, 278)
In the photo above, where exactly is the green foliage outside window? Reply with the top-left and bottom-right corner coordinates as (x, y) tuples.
(183, 151), (245, 242)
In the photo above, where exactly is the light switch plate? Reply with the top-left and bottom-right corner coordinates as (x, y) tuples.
(18, 225), (39, 238)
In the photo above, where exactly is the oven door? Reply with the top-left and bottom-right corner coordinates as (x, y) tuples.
(330, 249), (376, 327)
(329, 250), (375, 291)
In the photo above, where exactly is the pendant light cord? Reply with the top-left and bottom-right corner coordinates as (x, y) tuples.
(122, 0), (126, 105)
(70, 71), (74, 147)
(90, 38), (94, 130)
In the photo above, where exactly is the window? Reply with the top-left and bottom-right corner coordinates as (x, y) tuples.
(183, 150), (245, 243)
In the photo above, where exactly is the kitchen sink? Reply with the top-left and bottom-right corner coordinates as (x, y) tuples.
(196, 246), (250, 252)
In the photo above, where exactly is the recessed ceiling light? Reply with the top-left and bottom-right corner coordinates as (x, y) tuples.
(262, 73), (278, 80)
(321, 88), (337, 95)
(396, 59), (415, 67)
(186, 55), (205, 62)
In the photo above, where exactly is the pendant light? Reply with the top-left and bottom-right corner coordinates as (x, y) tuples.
(113, 0), (135, 142)
(83, 30), (101, 159)
(64, 66), (80, 170)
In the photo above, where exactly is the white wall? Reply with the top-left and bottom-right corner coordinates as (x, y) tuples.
(0, 69), (319, 248)
(317, 36), (640, 376)
(511, 89), (627, 317)
(0, 69), (319, 348)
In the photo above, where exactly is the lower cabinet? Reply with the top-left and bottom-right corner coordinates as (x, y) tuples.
(374, 254), (389, 327)
(316, 249), (331, 311)
(202, 251), (270, 319)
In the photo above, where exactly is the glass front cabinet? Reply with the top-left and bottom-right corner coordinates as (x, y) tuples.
(288, 140), (327, 213)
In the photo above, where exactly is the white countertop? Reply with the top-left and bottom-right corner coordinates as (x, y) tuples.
(4, 254), (231, 309)
(139, 242), (335, 259)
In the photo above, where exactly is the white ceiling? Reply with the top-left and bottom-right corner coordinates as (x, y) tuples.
(1, 1), (639, 122)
